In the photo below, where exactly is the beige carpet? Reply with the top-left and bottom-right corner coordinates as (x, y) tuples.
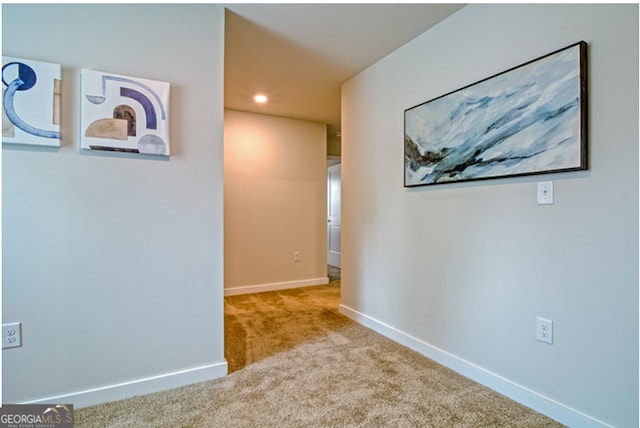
(75, 281), (564, 427)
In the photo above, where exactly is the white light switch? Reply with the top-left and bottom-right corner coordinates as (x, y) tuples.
(537, 181), (554, 205)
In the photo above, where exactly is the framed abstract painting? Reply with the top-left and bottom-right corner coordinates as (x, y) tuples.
(81, 69), (170, 156)
(404, 41), (587, 187)
(2, 56), (61, 147)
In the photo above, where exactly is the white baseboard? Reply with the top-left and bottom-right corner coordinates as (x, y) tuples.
(23, 361), (228, 409)
(225, 277), (329, 296)
(338, 304), (612, 428)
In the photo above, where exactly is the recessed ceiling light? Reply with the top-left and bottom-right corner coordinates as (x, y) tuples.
(254, 94), (268, 104)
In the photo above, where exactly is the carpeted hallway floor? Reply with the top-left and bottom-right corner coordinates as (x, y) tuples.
(75, 274), (564, 427)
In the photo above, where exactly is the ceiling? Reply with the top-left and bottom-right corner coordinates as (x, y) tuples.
(223, 3), (466, 139)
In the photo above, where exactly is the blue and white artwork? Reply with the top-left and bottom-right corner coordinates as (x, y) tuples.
(404, 42), (587, 187)
(2, 57), (61, 147)
(81, 69), (170, 156)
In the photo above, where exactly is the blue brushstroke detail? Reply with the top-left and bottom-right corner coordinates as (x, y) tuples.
(2, 62), (37, 90)
(2, 73), (60, 140)
(418, 97), (579, 183)
(120, 87), (157, 129)
(405, 47), (583, 185)
(86, 95), (106, 104)
(101, 75), (166, 120)
(137, 134), (166, 155)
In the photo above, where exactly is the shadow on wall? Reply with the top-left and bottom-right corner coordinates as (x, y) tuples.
(328, 265), (341, 282)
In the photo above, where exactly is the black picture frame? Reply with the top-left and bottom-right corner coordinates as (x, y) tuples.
(404, 41), (588, 187)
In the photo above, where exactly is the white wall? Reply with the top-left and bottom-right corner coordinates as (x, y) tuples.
(224, 110), (328, 295)
(2, 4), (226, 406)
(341, 4), (638, 428)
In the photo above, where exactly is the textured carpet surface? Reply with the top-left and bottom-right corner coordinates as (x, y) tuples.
(75, 281), (564, 427)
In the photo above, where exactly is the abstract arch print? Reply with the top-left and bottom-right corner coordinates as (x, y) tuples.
(2, 57), (61, 147)
(81, 69), (170, 156)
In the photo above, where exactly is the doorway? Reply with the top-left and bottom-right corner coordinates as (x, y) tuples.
(327, 162), (341, 271)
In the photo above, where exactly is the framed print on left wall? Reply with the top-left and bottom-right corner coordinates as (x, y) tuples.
(2, 56), (61, 147)
(80, 69), (170, 156)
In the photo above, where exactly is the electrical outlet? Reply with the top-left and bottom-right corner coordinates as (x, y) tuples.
(293, 251), (301, 262)
(536, 317), (553, 344)
(2, 322), (22, 349)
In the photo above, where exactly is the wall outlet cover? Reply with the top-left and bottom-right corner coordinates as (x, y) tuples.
(2, 322), (22, 349)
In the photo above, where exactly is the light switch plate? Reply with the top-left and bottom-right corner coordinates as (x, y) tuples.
(537, 181), (554, 205)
